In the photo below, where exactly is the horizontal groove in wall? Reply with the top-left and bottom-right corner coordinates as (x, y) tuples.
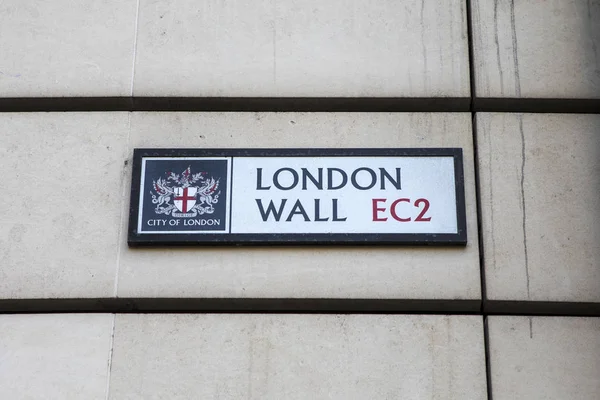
(1, 298), (599, 316)
(0, 97), (133, 112)
(0, 96), (598, 113)
(484, 300), (600, 317)
(0, 298), (481, 314)
(0, 97), (470, 112)
(474, 97), (600, 114)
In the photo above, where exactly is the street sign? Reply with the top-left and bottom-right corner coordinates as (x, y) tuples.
(128, 148), (467, 246)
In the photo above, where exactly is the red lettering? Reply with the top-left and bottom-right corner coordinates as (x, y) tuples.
(390, 198), (411, 222)
(414, 198), (431, 221)
(372, 197), (433, 222)
(372, 198), (388, 221)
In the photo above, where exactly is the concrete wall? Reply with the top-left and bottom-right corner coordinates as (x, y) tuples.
(1, 1), (598, 399)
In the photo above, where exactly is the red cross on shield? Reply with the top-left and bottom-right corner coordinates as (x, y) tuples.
(174, 187), (197, 213)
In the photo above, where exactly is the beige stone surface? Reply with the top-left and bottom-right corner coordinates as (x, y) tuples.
(488, 316), (600, 400)
(0, 0), (137, 97)
(477, 113), (600, 302)
(0, 113), (130, 298)
(118, 112), (480, 299)
(0, 314), (114, 400)
(472, 0), (600, 98)
(108, 314), (486, 399)
(133, 0), (469, 97)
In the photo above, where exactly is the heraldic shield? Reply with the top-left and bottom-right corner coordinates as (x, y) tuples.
(139, 159), (228, 232)
(174, 187), (197, 213)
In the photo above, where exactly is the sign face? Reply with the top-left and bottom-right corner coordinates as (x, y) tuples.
(128, 149), (467, 246)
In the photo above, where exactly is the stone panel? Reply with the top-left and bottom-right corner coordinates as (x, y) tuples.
(118, 112), (480, 300)
(0, 113), (130, 298)
(472, 0), (600, 98)
(108, 314), (486, 399)
(477, 113), (600, 302)
(488, 316), (600, 400)
(133, 0), (469, 97)
(0, 314), (113, 400)
(0, 0), (137, 97)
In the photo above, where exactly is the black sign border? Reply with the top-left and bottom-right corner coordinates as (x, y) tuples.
(128, 148), (467, 246)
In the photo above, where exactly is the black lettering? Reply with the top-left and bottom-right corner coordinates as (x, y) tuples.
(273, 168), (299, 190)
(314, 199), (329, 221)
(256, 168), (271, 190)
(380, 168), (401, 190)
(327, 168), (348, 190)
(332, 199), (347, 221)
(255, 199), (288, 221)
(351, 167), (376, 190)
(286, 200), (310, 222)
(302, 168), (323, 190)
